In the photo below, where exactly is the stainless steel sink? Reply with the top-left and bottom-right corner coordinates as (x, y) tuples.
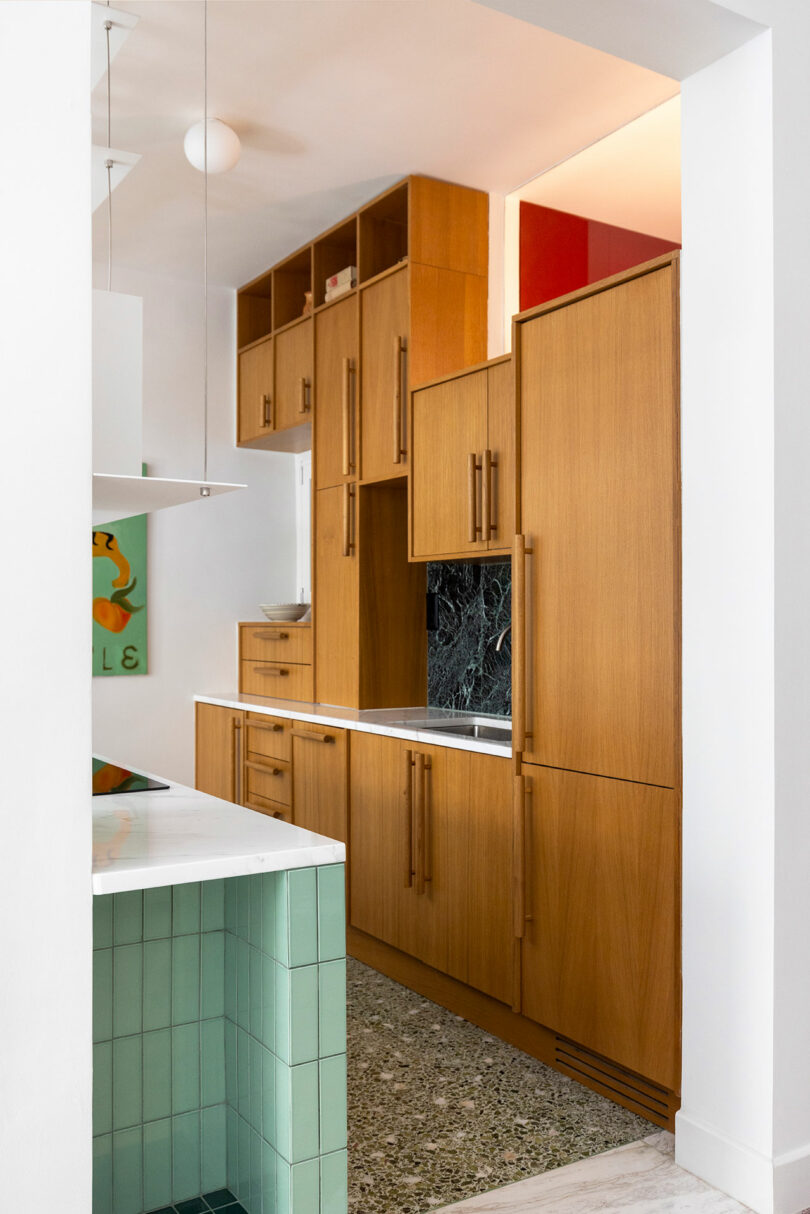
(417, 722), (512, 744)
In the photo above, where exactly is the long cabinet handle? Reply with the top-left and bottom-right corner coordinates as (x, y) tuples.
(481, 450), (492, 542)
(403, 749), (413, 888)
(423, 755), (432, 885)
(341, 357), (353, 476)
(413, 752), (426, 895)
(232, 719), (242, 804)
(342, 483), (355, 557)
(299, 376), (311, 415)
(513, 534), (533, 753)
(245, 718), (284, 734)
(290, 728), (335, 744)
(253, 665), (289, 677)
(513, 774), (526, 939)
(393, 336), (406, 464)
(245, 759), (285, 776)
(468, 453), (482, 544)
(261, 394), (273, 428)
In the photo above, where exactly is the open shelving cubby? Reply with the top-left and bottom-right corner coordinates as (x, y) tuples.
(273, 247), (313, 330)
(313, 217), (358, 308)
(358, 181), (409, 283)
(237, 270), (273, 349)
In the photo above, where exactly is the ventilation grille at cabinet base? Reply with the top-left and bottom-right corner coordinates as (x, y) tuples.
(554, 1036), (679, 1129)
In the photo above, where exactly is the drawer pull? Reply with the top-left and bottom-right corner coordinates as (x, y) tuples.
(245, 719), (284, 734)
(253, 666), (289, 677)
(252, 630), (289, 641)
(290, 728), (335, 744)
(261, 393), (273, 428)
(245, 796), (289, 820)
(299, 376), (311, 414)
(245, 760), (285, 776)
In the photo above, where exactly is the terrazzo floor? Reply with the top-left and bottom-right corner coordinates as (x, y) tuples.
(346, 958), (657, 1214)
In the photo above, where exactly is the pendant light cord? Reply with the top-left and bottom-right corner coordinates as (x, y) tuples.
(105, 18), (113, 292)
(203, 0), (209, 485)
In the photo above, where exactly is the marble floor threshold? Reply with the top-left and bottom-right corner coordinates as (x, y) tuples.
(435, 1132), (755, 1212)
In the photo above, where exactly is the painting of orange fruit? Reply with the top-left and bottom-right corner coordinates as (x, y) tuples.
(92, 513), (147, 676)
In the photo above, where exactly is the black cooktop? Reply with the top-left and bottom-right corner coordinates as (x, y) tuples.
(92, 758), (169, 796)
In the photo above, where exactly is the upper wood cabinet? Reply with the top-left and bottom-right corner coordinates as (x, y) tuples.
(349, 732), (512, 1004)
(274, 318), (313, 433)
(314, 296), (359, 492)
(237, 337), (274, 446)
(518, 764), (679, 1090)
(195, 702), (244, 804)
(359, 267), (409, 483)
(514, 258), (680, 788)
(410, 356), (514, 560)
(291, 723), (348, 842)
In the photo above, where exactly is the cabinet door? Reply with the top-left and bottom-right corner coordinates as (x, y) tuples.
(348, 732), (407, 947)
(274, 318), (313, 432)
(195, 703), (244, 803)
(485, 359), (515, 553)
(519, 265), (678, 786)
(314, 298), (358, 491)
(465, 752), (513, 1003)
(291, 725), (347, 842)
(237, 338), (273, 444)
(520, 764), (679, 1089)
(411, 370), (487, 559)
(314, 485), (358, 707)
(359, 267), (408, 482)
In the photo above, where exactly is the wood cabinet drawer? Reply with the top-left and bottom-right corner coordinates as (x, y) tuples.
(240, 660), (314, 702)
(240, 624), (312, 665)
(243, 789), (292, 822)
(244, 713), (291, 763)
(246, 756), (292, 806)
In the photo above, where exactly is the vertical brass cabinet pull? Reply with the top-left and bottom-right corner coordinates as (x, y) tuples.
(393, 336), (406, 464)
(261, 394), (272, 427)
(298, 377), (311, 414)
(403, 749), (414, 888)
(482, 450), (493, 542)
(423, 756), (432, 884)
(468, 453), (482, 544)
(341, 357), (352, 476)
(513, 534), (527, 752)
(513, 774), (526, 938)
(342, 483), (355, 557)
(232, 719), (242, 805)
(413, 752), (426, 895)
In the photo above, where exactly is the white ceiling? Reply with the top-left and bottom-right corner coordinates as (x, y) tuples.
(92, 0), (680, 287)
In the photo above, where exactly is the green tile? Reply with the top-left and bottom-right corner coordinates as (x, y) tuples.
(93, 894), (113, 950)
(249, 873), (264, 950)
(274, 964), (291, 1063)
(172, 1110), (201, 1202)
(273, 1056), (291, 1161)
(143, 1028), (172, 1123)
(250, 1125), (263, 1213)
(113, 1126), (143, 1214)
(261, 1045), (276, 1147)
(262, 1139), (277, 1210)
(317, 865), (345, 962)
(202, 878), (226, 931)
(273, 872), (289, 965)
(261, 953), (276, 1050)
(92, 1133), (112, 1214)
(225, 877), (239, 934)
(225, 1017), (237, 1108)
(262, 872), (279, 958)
(276, 1152), (292, 1214)
(318, 960), (346, 1059)
(237, 874), (250, 941)
(237, 1026), (250, 1122)
(202, 1103), (228, 1194)
(143, 938), (172, 1032)
(226, 1105), (239, 1195)
(224, 930), (237, 1023)
(93, 948), (113, 1043)
(143, 1117), (172, 1211)
(250, 942), (263, 1037)
(172, 1022), (200, 1114)
(93, 1041), (112, 1136)
(113, 1035), (142, 1130)
(291, 1157), (320, 1212)
(290, 965), (319, 1065)
(202, 931), (225, 1019)
(238, 1108), (251, 1203)
(144, 886), (172, 940)
(172, 933), (200, 1025)
(113, 943), (142, 1038)
(319, 1055), (347, 1155)
(201, 1017), (226, 1107)
(236, 938), (250, 1030)
(249, 1033), (263, 1134)
(114, 890), (143, 945)
(320, 1148), (348, 1214)
(173, 881), (201, 936)
(288, 868), (318, 967)
(290, 1061), (320, 1163)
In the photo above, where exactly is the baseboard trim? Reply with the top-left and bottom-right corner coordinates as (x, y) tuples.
(676, 1111), (810, 1214)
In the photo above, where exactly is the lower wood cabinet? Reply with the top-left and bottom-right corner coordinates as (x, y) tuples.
(195, 702), (244, 803)
(291, 723), (348, 842)
(518, 763), (679, 1090)
(349, 731), (512, 1004)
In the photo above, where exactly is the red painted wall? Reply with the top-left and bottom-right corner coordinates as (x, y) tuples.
(519, 201), (680, 312)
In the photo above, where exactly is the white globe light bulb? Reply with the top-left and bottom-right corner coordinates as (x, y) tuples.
(184, 118), (241, 174)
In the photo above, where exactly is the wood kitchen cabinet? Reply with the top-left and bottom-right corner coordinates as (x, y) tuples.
(238, 621), (313, 702)
(291, 723), (348, 842)
(358, 267), (409, 483)
(517, 764), (679, 1091)
(237, 337), (274, 446)
(349, 732), (512, 1003)
(410, 355), (514, 560)
(514, 256), (680, 788)
(195, 702), (244, 804)
(274, 317), (313, 433)
(314, 295), (358, 491)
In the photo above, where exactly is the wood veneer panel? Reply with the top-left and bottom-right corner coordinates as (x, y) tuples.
(314, 296), (358, 491)
(314, 484), (359, 707)
(409, 263), (487, 388)
(410, 176), (489, 277)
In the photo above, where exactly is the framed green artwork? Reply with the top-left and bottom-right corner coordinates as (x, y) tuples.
(92, 511), (148, 676)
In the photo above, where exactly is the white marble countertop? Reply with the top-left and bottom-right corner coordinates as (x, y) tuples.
(92, 768), (345, 895)
(193, 694), (512, 757)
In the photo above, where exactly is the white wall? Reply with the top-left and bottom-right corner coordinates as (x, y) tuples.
(0, 4), (92, 1209)
(92, 266), (298, 785)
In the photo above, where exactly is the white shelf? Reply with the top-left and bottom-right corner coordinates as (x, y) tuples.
(92, 473), (246, 525)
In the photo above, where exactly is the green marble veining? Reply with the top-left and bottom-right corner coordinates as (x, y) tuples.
(427, 562), (511, 717)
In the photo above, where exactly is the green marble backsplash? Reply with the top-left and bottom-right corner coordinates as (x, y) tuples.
(427, 561), (511, 717)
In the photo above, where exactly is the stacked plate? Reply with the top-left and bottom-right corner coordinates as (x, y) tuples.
(259, 602), (309, 622)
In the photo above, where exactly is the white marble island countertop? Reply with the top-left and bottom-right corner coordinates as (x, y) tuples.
(92, 768), (345, 895)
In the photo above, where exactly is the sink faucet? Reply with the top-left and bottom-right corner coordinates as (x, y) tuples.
(495, 624), (511, 652)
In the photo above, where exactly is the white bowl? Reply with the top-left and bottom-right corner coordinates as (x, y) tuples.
(260, 602), (309, 622)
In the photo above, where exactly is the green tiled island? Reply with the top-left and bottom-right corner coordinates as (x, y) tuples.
(92, 772), (347, 1214)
